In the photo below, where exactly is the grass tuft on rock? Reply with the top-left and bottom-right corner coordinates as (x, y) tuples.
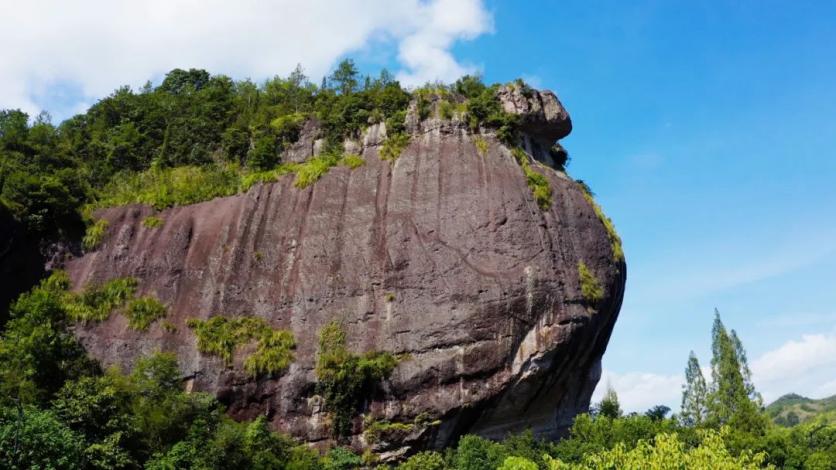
(65, 277), (137, 323)
(125, 296), (167, 331)
(186, 316), (295, 377)
(380, 133), (410, 162)
(82, 219), (109, 251)
(512, 148), (552, 210)
(141, 216), (163, 228)
(578, 261), (604, 306)
(577, 181), (624, 262)
(474, 136), (489, 157)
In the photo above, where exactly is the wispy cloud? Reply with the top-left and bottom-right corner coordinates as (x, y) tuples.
(629, 235), (836, 306)
(0, 0), (491, 117)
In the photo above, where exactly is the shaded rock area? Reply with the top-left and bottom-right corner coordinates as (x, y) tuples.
(0, 207), (45, 324)
(62, 87), (625, 456)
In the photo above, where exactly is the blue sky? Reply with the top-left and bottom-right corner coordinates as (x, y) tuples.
(6, 0), (836, 411)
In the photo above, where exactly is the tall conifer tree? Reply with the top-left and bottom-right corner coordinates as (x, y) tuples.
(706, 310), (766, 434)
(681, 351), (708, 426)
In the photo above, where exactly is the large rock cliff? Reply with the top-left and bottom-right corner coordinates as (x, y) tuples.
(65, 86), (625, 457)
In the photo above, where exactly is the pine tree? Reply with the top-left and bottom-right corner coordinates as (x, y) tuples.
(730, 329), (762, 407)
(681, 351), (708, 426)
(597, 385), (622, 419)
(706, 310), (766, 434)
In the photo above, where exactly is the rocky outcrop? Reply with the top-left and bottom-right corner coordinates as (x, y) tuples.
(65, 87), (625, 456)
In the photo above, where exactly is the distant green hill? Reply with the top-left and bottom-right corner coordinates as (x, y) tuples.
(766, 393), (836, 426)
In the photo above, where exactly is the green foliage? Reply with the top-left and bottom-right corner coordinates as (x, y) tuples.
(242, 153), (362, 192)
(547, 428), (771, 469)
(240, 163), (299, 191)
(456, 434), (508, 470)
(316, 320), (398, 438)
(341, 153), (365, 169)
(141, 215), (163, 228)
(596, 386), (622, 419)
(125, 296), (167, 331)
(577, 261), (604, 306)
(397, 451), (446, 470)
(681, 351), (709, 426)
(767, 393), (836, 427)
(577, 181), (624, 263)
(244, 329), (296, 377)
(0, 274), (323, 469)
(438, 100), (455, 120)
(498, 455), (539, 470)
(248, 134), (280, 170)
(0, 406), (86, 469)
(294, 154), (342, 188)
(707, 312), (768, 436)
(83, 218), (109, 250)
(187, 316), (295, 377)
(89, 164), (242, 211)
(453, 76), (520, 145)
(380, 132), (411, 162)
(323, 446), (363, 470)
(65, 277), (137, 323)
(474, 136), (489, 157)
(512, 148), (552, 210)
(363, 413), (441, 445)
(0, 272), (99, 405)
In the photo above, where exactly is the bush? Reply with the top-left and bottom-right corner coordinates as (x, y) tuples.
(380, 132), (410, 162)
(512, 148), (552, 210)
(247, 134), (280, 171)
(398, 451), (446, 470)
(125, 296), (167, 331)
(0, 272), (99, 405)
(187, 316), (295, 377)
(244, 329), (296, 377)
(498, 456), (538, 470)
(91, 165), (242, 211)
(66, 277), (138, 323)
(456, 434), (507, 470)
(316, 321), (398, 438)
(341, 153), (364, 169)
(0, 407), (86, 469)
(294, 154), (341, 188)
(578, 261), (604, 306)
(83, 218), (109, 250)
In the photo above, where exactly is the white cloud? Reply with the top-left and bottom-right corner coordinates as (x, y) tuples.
(592, 370), (684, 413)
(395, 0), (492, 86)
(0, 0), (491, 117)
(599, 329), (836, 414)
(751, 330), (836, 402)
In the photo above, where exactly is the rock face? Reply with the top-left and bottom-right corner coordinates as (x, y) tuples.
(65, 88), (625, 456)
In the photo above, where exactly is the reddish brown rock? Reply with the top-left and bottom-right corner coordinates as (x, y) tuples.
(65, 88), (625, 456)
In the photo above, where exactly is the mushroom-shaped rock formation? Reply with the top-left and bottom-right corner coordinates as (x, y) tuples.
(66, 86), (625, 457)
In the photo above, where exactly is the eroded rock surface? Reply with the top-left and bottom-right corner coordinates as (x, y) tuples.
(65, 87), (625, 455)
